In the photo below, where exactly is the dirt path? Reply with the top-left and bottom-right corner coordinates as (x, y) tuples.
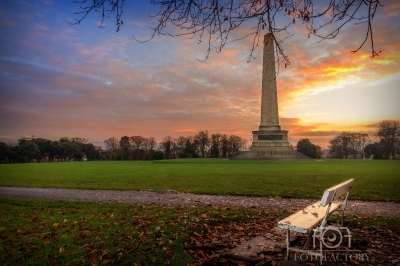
(1, 186), (399, 217)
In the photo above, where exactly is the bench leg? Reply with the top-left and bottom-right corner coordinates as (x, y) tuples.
(303, 230), (313, 249)
(341, 209), (345, 226)
(320, 237), (323, 265)
(286, 229), (290, 259)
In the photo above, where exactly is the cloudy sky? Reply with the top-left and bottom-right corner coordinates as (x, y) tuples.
(0, 0), (399, 149)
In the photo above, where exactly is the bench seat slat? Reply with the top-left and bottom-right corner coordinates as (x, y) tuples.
(277, 202), (341, 233)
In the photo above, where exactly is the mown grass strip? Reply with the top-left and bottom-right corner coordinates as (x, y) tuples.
(0, 159), (399, 201)
(0, 198), (263, 265)
(1, 198), (400, 265)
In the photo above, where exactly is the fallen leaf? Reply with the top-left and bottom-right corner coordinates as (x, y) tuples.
(302, 209), (308, 214)
(284, 221), (291, 224)
(311, 212), (318, 217)
(249, 253), (258, 258)
(193, 232), (202, 237)
(53, 223), (59, 227)
(59, 245), (65, 254)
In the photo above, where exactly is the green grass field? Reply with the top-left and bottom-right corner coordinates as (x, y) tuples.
(1, 159), (399, 201)
(1, 198), (399, 265)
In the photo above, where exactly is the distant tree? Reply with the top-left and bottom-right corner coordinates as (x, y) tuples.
(194, 130), (210, 158)
(64, 141), (83, 161)
(33, 138), (53, 161)
(329, 132), (353, 159)
(129, 136), (146, 150)
(329, 131), (370, 159)
(144, 137), (157, 160)
(161, 136), (173, 159)
(210, 133), (221, 158)
(0, 142), (11, 163)
(175, 136), (188, 158)
(376, 120), (400, 159)
(152, 150), (164, 160)
(351, 133), (369, 159)
(104, 137), (120, 152)
(18, 140), (40, 162)
(129, 136), (147, 159)
(220, 134), (230, 158)
(228, 135), (246, 157)
(184, 136), (197, 158)
(364, 142), (385, 159)
(329, 136), (343, 159)
(70, 137), (88, 144)
(296, 138), (321, 159)
(119, 136), (130, 159)
(83, 143), (98, 161)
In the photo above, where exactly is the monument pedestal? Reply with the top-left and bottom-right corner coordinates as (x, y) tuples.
(232, 129), (310, 160)
(250, 129), (289, 151)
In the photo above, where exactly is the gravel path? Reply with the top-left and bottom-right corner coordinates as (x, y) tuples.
(1, 186), (399, 217)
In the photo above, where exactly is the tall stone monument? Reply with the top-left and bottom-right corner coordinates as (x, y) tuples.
(232, 34), (310, 160)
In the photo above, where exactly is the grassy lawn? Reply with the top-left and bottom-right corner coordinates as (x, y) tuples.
(1, 198), (399, 265)
(0, 198), (261, 265)
(0, 159), (399, 201)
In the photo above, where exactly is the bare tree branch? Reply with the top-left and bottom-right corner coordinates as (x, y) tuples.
(68, 0), (383, 64)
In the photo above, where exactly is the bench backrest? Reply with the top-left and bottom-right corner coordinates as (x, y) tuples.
(320, 179), (354, 207)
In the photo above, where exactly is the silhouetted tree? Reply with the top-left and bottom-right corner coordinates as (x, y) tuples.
(220, 134), (230, 158)
(376, 120), (400, 159)
(194, 130), (210, 158)
(296, 138), (321, 159)
(104, 137), (120, 152)
(0, 142), (11, 163)
(161, 136), (173, 159)
(18, 140), (40, 162)
(119, 136), (130, 160)
(364, 142), (385, 159)
(210, 133), (221, 158)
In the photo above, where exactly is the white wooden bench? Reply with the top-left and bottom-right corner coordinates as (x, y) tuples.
(277, 179), (354, 264)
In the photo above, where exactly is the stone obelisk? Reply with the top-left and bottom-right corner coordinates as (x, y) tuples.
(231, 34), (310, 160)
(260, 33), (280, 131)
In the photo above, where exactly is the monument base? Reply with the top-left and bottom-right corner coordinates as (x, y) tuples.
(230, 149), (311, 160)
(230, 129), (311, 160)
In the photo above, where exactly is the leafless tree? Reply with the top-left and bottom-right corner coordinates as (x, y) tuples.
(129, 136), (146, 150)
(145, 137), (157, 152)
(194, 130), (210, 158)
(161, 135), (174, 159)
(376, 120), (400, 159)
(104, 137), (120, 151)
(70, 137), (88, 144)
(69, 0), (382, 65)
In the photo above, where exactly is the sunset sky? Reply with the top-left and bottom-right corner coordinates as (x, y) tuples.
(0, 0), (399, 149)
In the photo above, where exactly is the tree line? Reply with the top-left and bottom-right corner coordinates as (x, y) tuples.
(103, 130), (247, 160)
(1, 120), (397, 163)
(328, 120), (400, 159)
(0, 137), (99, 163)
